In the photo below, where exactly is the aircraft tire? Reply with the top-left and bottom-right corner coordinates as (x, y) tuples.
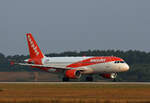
(86, 76), (93, 82)
(62, 77), (70, 82)
(113, 78), (117, 82)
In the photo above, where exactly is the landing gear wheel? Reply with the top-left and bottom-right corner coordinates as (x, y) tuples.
(86, 76), (93, 82)
(62, 77), (70, 82)
(113, 78), (117, 82)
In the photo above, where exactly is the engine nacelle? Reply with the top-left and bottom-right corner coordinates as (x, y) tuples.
(100, 73), (117, 79)
(65, 69), (81, 79)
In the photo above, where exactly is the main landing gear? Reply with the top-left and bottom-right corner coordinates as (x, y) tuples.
(85, 76), (93, 82)
(62, 77), (70, 82)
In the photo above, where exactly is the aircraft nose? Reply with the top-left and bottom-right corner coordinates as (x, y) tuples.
(122, 64), (129, 71)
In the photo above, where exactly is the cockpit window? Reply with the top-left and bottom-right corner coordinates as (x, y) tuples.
(120, 61), (125, 63)
(114, 61), (125, 63)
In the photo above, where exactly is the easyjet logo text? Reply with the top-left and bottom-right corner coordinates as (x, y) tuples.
(28, 35), (39, 56)
(90, 59), (106, 62)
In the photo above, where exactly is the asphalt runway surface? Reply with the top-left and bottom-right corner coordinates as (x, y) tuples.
(0, 82), (150, 85)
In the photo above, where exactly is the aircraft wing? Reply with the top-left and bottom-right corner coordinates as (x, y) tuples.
(17, 63), (86, 71)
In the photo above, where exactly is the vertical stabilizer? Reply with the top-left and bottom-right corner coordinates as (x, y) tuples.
(26, 33), (44, 59)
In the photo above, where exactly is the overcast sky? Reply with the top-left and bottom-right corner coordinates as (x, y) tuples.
(0, 0), (150, 56)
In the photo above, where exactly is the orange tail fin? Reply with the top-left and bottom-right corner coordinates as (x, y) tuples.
(26, 33), (44, 59)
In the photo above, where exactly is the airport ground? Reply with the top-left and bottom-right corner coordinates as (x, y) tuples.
(0, 82), (149, 103)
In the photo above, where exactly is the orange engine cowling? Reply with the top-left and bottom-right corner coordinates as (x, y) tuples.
(100, 73), (117, 79)
(65, 69), (81, 79)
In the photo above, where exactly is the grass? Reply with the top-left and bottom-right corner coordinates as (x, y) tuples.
(0, 83), (149, 103)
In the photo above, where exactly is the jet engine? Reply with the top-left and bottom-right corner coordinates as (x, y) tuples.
(65, 69), (81, 79)
(100, 73), (117, 79)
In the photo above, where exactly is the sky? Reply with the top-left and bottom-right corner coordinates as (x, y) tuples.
(0, 0), (150, 56)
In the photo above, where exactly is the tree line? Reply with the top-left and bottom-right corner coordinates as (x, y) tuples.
(1, 50), (150, 81)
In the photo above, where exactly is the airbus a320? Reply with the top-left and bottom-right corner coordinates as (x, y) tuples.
(15, 33), (129, 81)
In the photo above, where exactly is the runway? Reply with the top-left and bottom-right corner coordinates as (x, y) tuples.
(0, 82), (150, 85)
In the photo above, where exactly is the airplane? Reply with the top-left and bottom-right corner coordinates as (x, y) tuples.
(15, 33), (129, 81)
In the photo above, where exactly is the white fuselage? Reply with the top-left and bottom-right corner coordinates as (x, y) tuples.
(41, 56), (129, 74)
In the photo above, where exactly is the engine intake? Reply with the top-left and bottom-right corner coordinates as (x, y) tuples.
(65, 69), (81, 79)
